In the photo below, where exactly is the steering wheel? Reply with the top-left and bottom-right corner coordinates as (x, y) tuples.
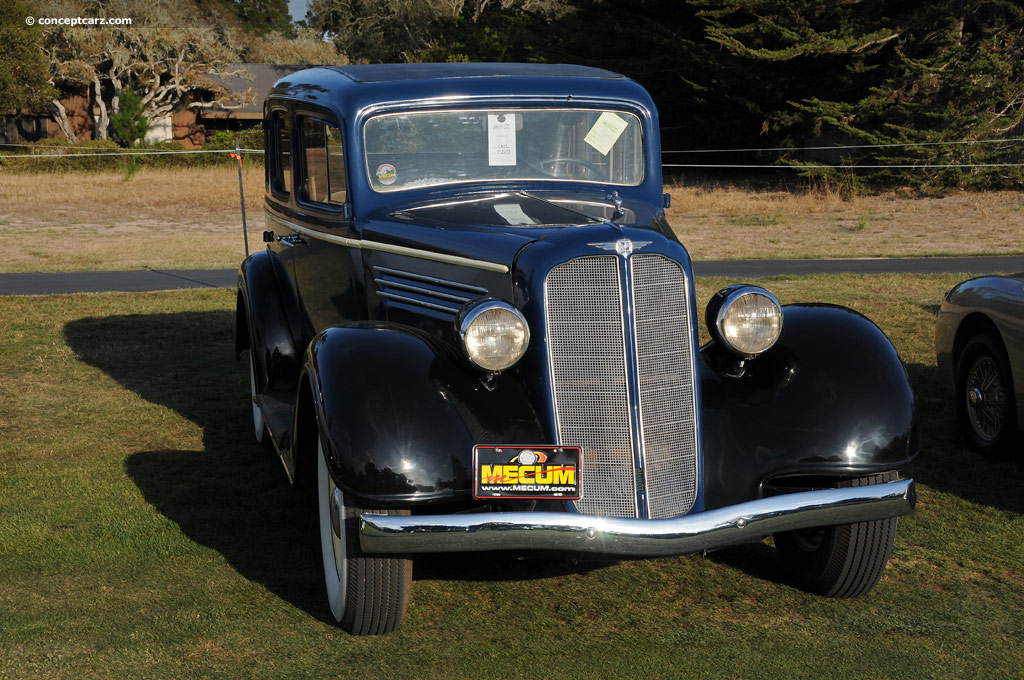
(536, 157), (608, 181)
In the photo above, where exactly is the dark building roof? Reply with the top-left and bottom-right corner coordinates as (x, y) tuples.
(201, 64), (314, 118)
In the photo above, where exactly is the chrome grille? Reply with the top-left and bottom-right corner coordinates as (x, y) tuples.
(632, 255), (698, 518)
(545, 252), (699, 519)
(545, 256), (637, 518)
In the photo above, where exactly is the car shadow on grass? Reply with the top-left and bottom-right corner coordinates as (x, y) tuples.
(903, 362), (1023, 516)
(62, 311), (600, 624)
(64, 311), (334, 622)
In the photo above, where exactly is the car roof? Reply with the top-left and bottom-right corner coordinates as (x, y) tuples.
(265, 63), (655, 122)
(325, 63), (625, 83)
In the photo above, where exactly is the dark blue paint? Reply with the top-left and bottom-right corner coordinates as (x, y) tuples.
(240, 63), (915, 515)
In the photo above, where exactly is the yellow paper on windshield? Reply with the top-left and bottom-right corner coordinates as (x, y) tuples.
(584, 112), (628, 156)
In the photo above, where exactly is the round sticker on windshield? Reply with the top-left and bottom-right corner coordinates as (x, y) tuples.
(376, 163), (397, 185)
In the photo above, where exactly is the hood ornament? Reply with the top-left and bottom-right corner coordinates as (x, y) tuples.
(588, 239), (652, 257)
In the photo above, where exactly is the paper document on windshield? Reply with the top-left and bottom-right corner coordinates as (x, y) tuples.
(584, 112), (628, 156)
(488, 114), (517, 166)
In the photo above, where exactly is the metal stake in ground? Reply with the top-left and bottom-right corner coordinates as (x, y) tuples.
(233, 142), (249, 256)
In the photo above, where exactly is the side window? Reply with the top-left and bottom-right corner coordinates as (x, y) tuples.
(300, 116), (347, 207)
(326, 125), (346, 205)
(301, 118), (328, 203)
(272, 110), (291, 195)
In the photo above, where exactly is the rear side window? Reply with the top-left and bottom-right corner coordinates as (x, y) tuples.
(326, 126), (346, 205)
(272, 110), (291, 195)
(300, 117), (347, 206)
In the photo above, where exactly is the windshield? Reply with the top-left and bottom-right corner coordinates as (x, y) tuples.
(363, 108), (644, 192)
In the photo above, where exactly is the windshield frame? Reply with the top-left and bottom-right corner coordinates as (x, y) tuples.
(360, 104), (646, 194)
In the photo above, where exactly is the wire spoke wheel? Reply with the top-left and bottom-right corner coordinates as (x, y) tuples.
(965, 355), (1006, 441)
(955, 332), (1018, 455)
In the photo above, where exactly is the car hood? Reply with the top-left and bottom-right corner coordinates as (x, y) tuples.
(361, 191), (637, 272)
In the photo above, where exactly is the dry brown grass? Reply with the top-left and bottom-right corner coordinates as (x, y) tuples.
(0, 166), (264, 272)
(0, 168), (1020, 272)
(668, 182), (1024, 260)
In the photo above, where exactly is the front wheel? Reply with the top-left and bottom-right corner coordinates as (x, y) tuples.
(773, 473), (899, 598)
(318, 440), (412, 634)
(955, 332), (1018, 455)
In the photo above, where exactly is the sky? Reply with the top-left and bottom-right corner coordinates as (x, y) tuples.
(288, 0), (309, 24)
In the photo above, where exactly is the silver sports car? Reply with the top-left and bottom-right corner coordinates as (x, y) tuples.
(936, 274), (1024, 455)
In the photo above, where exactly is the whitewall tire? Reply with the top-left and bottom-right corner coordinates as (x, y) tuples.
(316, 439), (412, 634)
(249, 351), (267, 445)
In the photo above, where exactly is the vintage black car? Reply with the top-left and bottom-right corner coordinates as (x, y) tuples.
(237, 63), (917, 635)
(936, 273), (1024, 455)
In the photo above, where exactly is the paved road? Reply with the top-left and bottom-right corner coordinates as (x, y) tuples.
(2, 256), (1023, 295)
(694, 255), (1024, 278)
(0, 268), (236, 295)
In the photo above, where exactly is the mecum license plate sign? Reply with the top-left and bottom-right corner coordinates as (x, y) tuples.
(473, 445), (581, 500)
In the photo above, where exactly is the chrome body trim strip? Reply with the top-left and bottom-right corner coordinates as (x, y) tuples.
(265, 210), (510, 273)
(358, 479), (916, 557)
(373, 279), (473, 304)
(371, 266), (488, 295)
(377, 291), (461, 314)
(619, 249), (647, 517)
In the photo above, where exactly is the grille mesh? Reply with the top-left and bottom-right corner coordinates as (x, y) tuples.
(632, 255), (698, 518)
(545, 256), (637, 518)
(545, 253), (698, 519)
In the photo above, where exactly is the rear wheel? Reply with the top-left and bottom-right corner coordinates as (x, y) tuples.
(248, 349), (267, 445)
(317, 440), (412, 634)
(773, 473), (899, 598)
(955, 332), (1018, 455)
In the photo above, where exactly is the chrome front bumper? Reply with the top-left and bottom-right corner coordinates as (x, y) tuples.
(358, 479), (915, 557)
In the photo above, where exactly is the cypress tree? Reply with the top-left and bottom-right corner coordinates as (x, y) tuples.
(110, 88), (151, 148)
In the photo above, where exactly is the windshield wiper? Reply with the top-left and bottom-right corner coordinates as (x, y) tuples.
(517, 191), (616, 228)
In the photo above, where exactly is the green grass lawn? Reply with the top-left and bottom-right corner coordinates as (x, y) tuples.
(1, 278), (1022, 678)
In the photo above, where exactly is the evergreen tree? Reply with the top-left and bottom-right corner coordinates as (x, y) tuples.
(0, 0), (57, 113)
(110, 88), (150, 147)
(229, 0), (297, 38)
(692, 0), (1024, 185)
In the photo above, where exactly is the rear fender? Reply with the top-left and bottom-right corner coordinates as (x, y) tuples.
(700, 304), (918, 509)
(236, 250), (303, 392)
(305, 323), (546, 507)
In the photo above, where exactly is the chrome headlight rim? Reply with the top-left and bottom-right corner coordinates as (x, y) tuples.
(456, 298), (531, 373)
(709, 285), (783, 358)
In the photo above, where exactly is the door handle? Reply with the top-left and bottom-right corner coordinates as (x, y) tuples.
(262, 230), (307, 246)
(277, 233), (308, 247)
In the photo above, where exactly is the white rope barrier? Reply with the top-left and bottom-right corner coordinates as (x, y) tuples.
(663, 162), (1024, 169)
(663, 137), (1024, 154)
(0, 144), (1019, 169)
(0, 147), (263, 159)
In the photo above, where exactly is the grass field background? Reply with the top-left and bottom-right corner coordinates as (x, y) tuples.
(2, 276), (1022, 678)
(0, 167), (1021, 272)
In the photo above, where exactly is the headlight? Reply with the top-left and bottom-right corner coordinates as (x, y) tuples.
(706, 285), (783, 357)
(457, 299), (530, 372)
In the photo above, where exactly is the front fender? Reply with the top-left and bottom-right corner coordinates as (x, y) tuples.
(306, 323), (546, 506)
(700, 304), (918, 510)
